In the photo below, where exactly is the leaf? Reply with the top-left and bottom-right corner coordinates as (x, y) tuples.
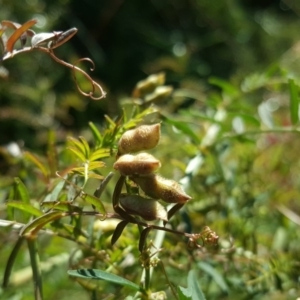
(14, 177), (30, 204)
(67, 269), (142, 292)
(87, 161), (106, 171)
(19, 211), (67, 236)
(41, 201), (82, 212)
(178, 286), (192, 300)
(111, 220), (128, 246)
(89, 122), (103, 146)
(67, 146), (87, 162)
(6, 19), (37, 52)
(31, 32), (60, 47)
(187, 270), (206, 300)
(209, 77), (239, 97)
(288, 78), (299, 125)
(258, 102), (273, 129)
(198, 262), (229, 292)
(6, 201), (42, 217)
(79, 136), (90, 158)
(50, 180), (65, 201)
(89, 148), (110, 162)
(139, 227), (152, 252)
(68, 137), (87, 159)
(80, 193), (106, 218)
(164, 117), (200, 144)
(24, 151), (49, 180)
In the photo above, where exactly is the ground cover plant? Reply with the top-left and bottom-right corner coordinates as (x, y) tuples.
(1, 2), (300, 300)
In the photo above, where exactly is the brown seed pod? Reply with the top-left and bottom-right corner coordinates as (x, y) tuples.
(130, 174), (191, 204)
(113, 153), (161, 176)
(119, 194), (168, 221)
(118, 124), (161, 155)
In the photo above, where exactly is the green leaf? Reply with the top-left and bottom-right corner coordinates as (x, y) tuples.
(24, 151), (49, 179)
(67, 146), (87, 162)
(89, 122), (103, 146)
(187, 270), (206, 300)
(87, 161), (106, 171)
(164, 117), (200, 144)
(178, 286), (192, 300)
(209, 77), (239, 97)
(89, 148), (111, 162)
(14, 177), (30, 204)
(80, 193), (106, 218)
(50, 180), (65, 201)
(288, 78), (299, 125)
(67, 137), (87, 160)
(19, 211), (67, 236)
(67, 269), (142, 292)
(6, 201), (42, 217)
(198, 262), (228, 293)
(79, 136), (90, 158)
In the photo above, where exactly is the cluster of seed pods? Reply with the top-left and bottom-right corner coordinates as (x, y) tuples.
(113, 124), (191, 222)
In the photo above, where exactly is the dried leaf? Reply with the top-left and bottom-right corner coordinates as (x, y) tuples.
(6, 19), (37, 52)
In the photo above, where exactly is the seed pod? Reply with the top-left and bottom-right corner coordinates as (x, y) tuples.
(130, 174), (191, 204)
(118, 123), (161, 155)
(119, 194), (168, 221)
(113, 153), (161, 176)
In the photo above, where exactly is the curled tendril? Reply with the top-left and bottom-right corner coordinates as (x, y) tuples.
(72, 57), (106, 100)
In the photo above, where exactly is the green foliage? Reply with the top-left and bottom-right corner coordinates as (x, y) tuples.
(2, 2), (300, 300)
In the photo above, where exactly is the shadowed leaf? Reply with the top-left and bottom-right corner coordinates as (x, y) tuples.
(111, 220), (128, 246)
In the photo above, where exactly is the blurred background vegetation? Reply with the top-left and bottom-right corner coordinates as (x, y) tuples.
(1, 0), (300, 299)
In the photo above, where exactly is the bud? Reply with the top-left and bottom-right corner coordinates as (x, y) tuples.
(132, 73), (165, 98)
(144, 86), (173, 104)
(130, 174), (191, 203)
(118, 124), (161, 155)
(119, 194), (168, 221)
(113, 153), (161, 176)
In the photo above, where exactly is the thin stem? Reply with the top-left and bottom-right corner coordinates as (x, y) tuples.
(27, 238), (43, 300)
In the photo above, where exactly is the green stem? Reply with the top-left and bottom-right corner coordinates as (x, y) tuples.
(27, 239), (43, 300)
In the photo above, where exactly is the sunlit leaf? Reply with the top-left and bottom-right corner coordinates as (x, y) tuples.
(89, 148), (110, 162)
(288, 78), (299, 125)
(14, 177), (30, 204)
(80, 193), (106, 218)
(89, 121), (103, 146)
(67, 269), (142, 292)
(20, 211), (67, 236)
(87, 161), (106, 170)
(164, 117), (200, 144)
(67, 146), (87, 162)
(50, 180), (65, 201)
(6, 201), (42, 217)
(31, 32), (60, 47)
(6, 19), (37, 52)
(79, 136), (90, 158)
(24, 151), (49, 179)
(68, 137), (87, 159)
